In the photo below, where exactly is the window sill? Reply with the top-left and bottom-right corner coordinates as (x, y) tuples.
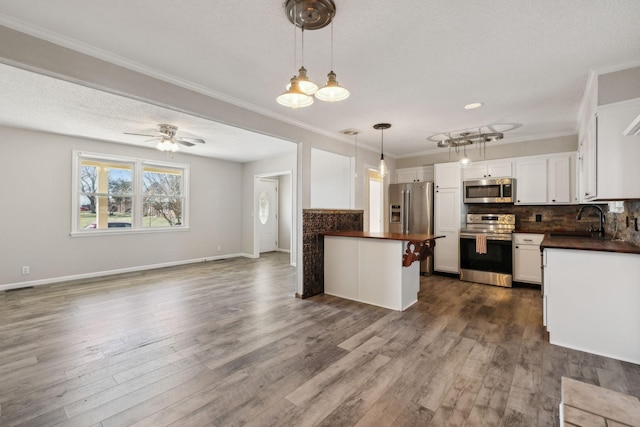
(70, 227), (190, 237)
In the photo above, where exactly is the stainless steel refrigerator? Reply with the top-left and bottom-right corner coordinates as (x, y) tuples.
(388, 182), (435, 275)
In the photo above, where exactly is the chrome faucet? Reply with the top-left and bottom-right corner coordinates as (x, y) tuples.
(576, 205), (605, 237)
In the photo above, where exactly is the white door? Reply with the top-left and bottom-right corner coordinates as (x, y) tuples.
(369, 177), (383, 232)
(257, 179), (278, 253)
(366, 169), (384, 232)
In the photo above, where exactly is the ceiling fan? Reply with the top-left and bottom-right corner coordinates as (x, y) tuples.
(124, 124), (206, 152)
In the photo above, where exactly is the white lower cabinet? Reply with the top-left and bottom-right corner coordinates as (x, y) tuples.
(543, 248), (640, 364)
(513, 233), (544, 284)
(434, 230), (459, 273)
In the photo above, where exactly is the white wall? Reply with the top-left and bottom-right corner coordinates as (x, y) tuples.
(278, 173), (292, 251)
(0, 126), (243, 288)
(310, 148), (352, 209)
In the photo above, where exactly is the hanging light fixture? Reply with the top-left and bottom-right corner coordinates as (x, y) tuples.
(374, 123), (391, 177)
(277, 75), (314, 108)
(279, 0), (349, 106)
(432, 127), (505, 168)
(277, 0), (313, 108)
(285, 28), (318, 95)
(315, 21), (350, 102)
(156, 138), (179, 152)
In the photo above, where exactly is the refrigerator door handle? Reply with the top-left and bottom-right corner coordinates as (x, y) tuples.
(400, 190), (405, 233)
(405, 190), (411, 233)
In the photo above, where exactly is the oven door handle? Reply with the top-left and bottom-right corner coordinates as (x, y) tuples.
(459, 233), (512, 241)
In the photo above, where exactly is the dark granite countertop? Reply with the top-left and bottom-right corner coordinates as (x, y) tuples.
(541, 232), (640, 254)
(322, 231), (443, 242)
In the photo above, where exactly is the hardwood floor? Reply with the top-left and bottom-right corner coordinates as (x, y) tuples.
(1, 252), (638, 426)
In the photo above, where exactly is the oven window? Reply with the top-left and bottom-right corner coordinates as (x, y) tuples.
(460, 237), (512, 275)
(465, 184), (501, 199)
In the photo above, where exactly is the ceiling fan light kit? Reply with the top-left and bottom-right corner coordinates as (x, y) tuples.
(278, 0), (348, 108)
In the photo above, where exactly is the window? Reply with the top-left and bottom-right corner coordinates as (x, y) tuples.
(73, 151), (189, 234)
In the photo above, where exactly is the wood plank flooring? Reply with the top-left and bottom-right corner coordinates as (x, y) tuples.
(1, 252), (638, 426)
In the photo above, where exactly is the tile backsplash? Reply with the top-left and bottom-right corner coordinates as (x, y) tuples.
(467, 201), (640, 247)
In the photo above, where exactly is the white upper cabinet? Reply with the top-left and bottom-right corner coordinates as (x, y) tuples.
(434, 162), (461, 189)
(548, 156), (572, 203)
(515, 153), (576, 205)
(584, 98), (640, 200)
(462, 160), (513, 181)
(396, 166), (434, 183)
(515, 157), (547, 204)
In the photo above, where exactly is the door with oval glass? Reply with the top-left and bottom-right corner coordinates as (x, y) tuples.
(257, 178), (278, 253)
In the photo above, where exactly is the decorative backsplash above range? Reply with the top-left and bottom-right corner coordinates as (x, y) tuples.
(467, 202), (640, 247)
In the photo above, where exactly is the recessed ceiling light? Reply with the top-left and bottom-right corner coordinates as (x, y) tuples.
(464, 102), (483, 110)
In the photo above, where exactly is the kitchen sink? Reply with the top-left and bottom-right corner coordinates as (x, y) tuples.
(548, 231), (604, 239)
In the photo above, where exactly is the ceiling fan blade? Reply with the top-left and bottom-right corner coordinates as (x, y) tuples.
(176, 136), (206, 144)
(124, 131), (160, 137)
(176, 139), (196, 147)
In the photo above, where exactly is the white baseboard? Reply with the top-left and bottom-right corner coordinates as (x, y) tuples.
(276, 248), (291, 253)
(0, 253), (247, 291)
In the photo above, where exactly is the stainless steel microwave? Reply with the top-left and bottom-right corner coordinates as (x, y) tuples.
(463, 178), (515, 203)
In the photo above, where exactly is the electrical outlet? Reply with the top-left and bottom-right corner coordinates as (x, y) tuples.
(217, 245), (222, 252)
(22, 266), (30, 275)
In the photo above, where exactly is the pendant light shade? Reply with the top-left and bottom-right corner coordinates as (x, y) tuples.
(277, 76), (314, 108)
(315, 70), (350, 102)
(286, 66), (318, 95)
(374, 123), (391, 177)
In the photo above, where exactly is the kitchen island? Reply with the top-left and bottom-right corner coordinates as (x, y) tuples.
(323, 231), (442, 311)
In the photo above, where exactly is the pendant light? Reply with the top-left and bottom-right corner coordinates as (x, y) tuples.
(286, 28), (318, 95)
(277, 75), (314, 108)
(277, 0), (313, 108)
(315, 21), (350, 102)
(374, 123), (391, 177)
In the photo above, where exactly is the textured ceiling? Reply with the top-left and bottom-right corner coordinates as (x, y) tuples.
(0, 0), (639, 160)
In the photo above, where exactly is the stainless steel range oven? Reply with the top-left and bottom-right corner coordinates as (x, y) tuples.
(459, 213), (515, 287)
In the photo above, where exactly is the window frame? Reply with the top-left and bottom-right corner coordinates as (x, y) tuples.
(71, 150), (190, 236)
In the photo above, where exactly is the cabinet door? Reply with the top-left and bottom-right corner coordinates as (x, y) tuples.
(514, 245), (542, 284)
(417, 165), (435, 182)
(435, 188), (460, 231)
(515, 158), (547, 204)
(434, 230), (459, 274)
(487, 161), (513, 178)
(434, 188), (460, 274)
(548, 156), (571, 203)
(462, 164), (487, 181)
(595, 100), (640, 199)
(397, 168), (418, 183)
(580, 114), (597, 200)
(435, 162), (461, 189)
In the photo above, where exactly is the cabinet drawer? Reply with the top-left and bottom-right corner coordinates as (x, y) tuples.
(513, 233), (544, 245)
